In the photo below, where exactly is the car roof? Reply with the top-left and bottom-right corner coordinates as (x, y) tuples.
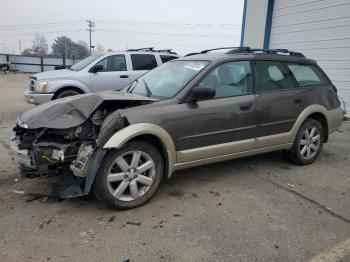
(181, 49), (317, 65)
(103, 51), (180, 56)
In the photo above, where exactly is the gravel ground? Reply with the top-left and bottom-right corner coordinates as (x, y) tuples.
(0, 73), (349, 262)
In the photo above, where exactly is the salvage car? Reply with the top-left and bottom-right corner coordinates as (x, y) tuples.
(11, 47), (343, 210)
(25, 48), (179, 104)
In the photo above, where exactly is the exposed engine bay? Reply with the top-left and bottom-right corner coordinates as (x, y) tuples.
(10, 91), (157, 198)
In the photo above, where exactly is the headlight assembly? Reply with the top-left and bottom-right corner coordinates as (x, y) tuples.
(36, 81), (48, 93)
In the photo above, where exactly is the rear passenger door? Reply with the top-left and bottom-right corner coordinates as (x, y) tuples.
(90, 54), (131, 91)
(130, 54), (158, 82)
(253, 60), (304, 146)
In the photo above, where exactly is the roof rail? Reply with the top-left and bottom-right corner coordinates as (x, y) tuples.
(126, 47), (154, 52)
(226, 47), (305, 57)
(126, 47), (177, 55)
(185, 47), (240, 57)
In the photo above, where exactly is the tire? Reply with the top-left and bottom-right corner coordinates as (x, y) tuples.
(55, 89), (81, 99)
(286, 118), (324, 165)
(93, 141), (164, 210)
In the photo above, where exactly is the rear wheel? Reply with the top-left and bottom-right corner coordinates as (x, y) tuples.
(55, 89), (81, 99)
(286, 118), (324, 165)
(93, 141), (164, 210)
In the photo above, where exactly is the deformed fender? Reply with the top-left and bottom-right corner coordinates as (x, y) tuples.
(103, 123), (177, 178)
(84, 148), (108, 194)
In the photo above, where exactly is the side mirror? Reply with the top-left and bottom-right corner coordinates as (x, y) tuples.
(89, 64), (104, 73)
(191, 86), (216, 102)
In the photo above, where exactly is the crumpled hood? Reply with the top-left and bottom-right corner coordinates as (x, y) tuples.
(33, 69), (77, 80)
(19, 91), (157, 129)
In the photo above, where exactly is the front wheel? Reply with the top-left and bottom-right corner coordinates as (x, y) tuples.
(93, 141), (164, 210)
(286, 118), (324, 165)
(55, 89), (81, 99)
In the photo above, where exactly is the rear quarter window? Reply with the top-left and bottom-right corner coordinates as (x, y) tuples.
(160, 55), (178, 63)
(287, 64), (329, 87)
(131, 54), (158, 71)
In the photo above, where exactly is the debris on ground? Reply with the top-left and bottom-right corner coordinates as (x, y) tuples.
(108, 216), (115, 222)
(191, 193), (199, 198)
(126, 221), (141, 226)
(13, 190), (25, 194)
(80, 230), (95, 242)
(25, 193), (48, 202)
(173, 214), (181, 217)
(287, 183), (295, 188)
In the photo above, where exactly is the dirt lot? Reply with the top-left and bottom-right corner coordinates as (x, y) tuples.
(0, 73), (349, 262)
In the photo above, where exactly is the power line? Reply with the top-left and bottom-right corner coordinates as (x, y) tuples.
(0, 20), (85, 29)
(97, 29), (236, 38)
(0, 29), (85, 38)
(96, 19), (241, 28)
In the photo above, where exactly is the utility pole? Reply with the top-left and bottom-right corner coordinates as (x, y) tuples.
(18, 40), (22, 54)
(87, 19), (95, 55)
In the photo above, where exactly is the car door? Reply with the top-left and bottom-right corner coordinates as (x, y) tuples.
(129, 53), (158, 82)
(90, 54), (131, 91)
(253, 60), (304, 148)
(170, 61), (257, 161)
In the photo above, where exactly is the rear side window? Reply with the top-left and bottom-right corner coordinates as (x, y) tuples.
(131, 54), (157, 70)
(254, 61), (295, 92)
(96, 55), (126, 72)
(287, 64), (328, 87)
(160, 55), (178, 63)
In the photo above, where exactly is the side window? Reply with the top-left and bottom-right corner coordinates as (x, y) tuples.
(254, 61), (295, 92)
(131, 54), (157, 70)
(198, 61), (252, 99)
(287, 64), (328, 87)
(96, 55), (126, 72)
(160, 55), (178, 63)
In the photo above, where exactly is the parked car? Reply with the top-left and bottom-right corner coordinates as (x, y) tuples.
(24, 48), (179, 104)
(11, 47), (343, 210)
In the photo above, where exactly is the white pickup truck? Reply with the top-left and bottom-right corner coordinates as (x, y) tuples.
(25, 48), (179, 104)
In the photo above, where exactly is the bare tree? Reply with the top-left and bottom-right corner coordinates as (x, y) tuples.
(32, 34), (48, 55)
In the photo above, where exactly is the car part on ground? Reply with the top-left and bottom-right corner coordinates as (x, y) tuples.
(10, 47), (344, 209)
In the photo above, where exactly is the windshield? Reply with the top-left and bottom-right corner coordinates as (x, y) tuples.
(128, 60), (209, 99)
(70, 54), (103, 71)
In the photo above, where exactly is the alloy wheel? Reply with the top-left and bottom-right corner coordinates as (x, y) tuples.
(299, 126), (321, 160)
(106, 150), (156, 201)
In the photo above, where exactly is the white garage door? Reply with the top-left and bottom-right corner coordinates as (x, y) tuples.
(269, 0), (350, 116)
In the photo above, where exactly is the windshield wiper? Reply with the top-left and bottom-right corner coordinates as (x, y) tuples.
(128, 79), (138, 93)
(142, 79), (152, 97)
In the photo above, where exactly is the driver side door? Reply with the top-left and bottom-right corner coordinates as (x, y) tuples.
(167, 61), (257, 162)
(90, 54), (132, 92)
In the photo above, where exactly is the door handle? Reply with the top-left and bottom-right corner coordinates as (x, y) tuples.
(120, 75), (129, 78)
(239, 103), (253, 111)
(294, 96), (303, 103)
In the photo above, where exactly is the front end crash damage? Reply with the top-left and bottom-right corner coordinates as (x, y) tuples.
(10, 91), (157, 199)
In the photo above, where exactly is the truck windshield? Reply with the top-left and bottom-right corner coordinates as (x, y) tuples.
(128, 60), (209, 99)
(70, 54), (102, 71)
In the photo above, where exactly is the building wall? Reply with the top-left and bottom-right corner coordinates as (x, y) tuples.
(241, 0), (269, 48)
(269, 0), (350, 116)
(241, 0), (350, 116)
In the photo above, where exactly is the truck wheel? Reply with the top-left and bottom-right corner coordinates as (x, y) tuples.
(93, 141), (164, 210)
(286, 118), (324, 165)
(55, 89), (81, 99)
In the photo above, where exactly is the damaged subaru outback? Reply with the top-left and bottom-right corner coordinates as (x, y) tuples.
(10, 47), (343, 210)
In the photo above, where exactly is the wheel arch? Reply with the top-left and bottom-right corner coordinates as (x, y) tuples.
(102, 123), (176, 178)
(52, 86), (85, 100)
(291, 105), (330, 143)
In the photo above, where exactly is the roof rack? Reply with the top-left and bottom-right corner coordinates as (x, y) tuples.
(126, 47), (154, 52)
(185, 47), (239, 57)
(226, 47), (305, 57)
(185, 46), (305, 57)
(126, 47), (178, 55)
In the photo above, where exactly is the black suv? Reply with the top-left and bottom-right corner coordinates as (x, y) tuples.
(11, 47), (343, 209)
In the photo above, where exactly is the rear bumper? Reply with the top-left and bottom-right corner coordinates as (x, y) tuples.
(24, 90), (54, 105)
(10, 134), (33, 168)
(328, 107), (344, 133)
